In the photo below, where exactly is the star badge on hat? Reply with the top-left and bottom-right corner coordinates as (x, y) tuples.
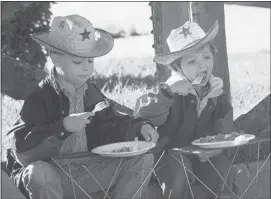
(80, 28), (91, 41)
(30, 14), (114, 58)
(180, 26), (191, 38)
(154, 20), (219, 65)
(59, 21), (65, 30)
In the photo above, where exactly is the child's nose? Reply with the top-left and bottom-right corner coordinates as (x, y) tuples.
(199, 64), (208, 70)
(82, 59), (90, 71)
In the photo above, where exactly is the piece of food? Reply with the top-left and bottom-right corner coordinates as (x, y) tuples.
(224, 132), (241, 141)
(133, 137), (139, 151)
(198, 131), (243, 143)
(199, 136), (214, 143)
(112, 146), (133, 153)
(214, 134), (225, 141)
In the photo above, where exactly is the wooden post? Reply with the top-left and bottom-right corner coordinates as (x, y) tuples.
(150, 2), (190, 83)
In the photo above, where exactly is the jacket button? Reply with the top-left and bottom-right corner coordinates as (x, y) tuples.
(62, 110), (64, 114)
(60, 132), (64, 136)
(191, 100), (195, 104)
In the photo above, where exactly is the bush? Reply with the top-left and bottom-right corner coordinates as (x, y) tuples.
(1, 2), (54, 68)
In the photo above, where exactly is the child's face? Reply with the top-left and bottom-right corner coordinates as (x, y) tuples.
(179, 44), (214, 86)
(51, 51), (94, 86)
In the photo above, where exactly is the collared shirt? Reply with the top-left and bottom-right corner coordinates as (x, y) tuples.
(50, 68), (88, 154)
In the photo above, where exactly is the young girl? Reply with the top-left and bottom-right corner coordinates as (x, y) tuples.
(135, 20), (237, 199)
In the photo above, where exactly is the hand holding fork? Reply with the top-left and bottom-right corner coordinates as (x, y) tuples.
(63, 100), (110, 133)
(88, 100), (110, 118)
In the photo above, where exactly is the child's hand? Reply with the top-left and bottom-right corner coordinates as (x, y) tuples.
(197, 149), (222, 162)
(63, 112), (95, 133)
(141, 124), (159, 144)
(207, 77), (223, 98)
(169, 79), (193, 96)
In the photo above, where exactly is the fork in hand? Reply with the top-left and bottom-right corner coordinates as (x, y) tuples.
(87, 100), (109, 120)
(92, 100), (110, 114)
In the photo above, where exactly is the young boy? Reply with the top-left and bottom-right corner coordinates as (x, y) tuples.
(5, 14), (159, 199)
(135, 20), (237, 198)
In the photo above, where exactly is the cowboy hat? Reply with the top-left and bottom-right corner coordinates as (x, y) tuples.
(31, 14), (114, 58)
(154, 20), (219, 65)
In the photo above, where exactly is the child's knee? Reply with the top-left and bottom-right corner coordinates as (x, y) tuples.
(168, 152), (194, 182)
(211, 155), (230, 169)
(169, 151), (192, 171)
(125, 153), (154, 172)
(211, 155), (237, 177)
(22, 161), (60, 188)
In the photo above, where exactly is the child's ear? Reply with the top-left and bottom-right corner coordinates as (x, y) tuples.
(168, 62), (178, 72)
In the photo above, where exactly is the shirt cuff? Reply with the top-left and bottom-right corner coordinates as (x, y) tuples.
(133, 119), (155, 140)
(159, 83), (174, 99)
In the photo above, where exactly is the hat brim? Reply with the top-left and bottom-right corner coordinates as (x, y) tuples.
(30, 28), (114, 58)
(154, 20), (219, 65)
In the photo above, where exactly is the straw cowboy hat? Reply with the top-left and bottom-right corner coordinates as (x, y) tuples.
(31, 14), (114, 58)
(154, 20), (219, 65)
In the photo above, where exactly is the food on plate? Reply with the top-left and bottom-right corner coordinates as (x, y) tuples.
(198, 131), (244, 143)
(112, 146), (133, 153)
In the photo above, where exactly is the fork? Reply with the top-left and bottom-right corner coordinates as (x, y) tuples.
(86, 101), (110, 120)
(92, 100), (110, 114)
(133, 137), (139, 151)
(191, 74), (204, 85)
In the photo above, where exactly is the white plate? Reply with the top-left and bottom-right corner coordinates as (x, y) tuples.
(91, 141), (156, 157)
(192, 134), (255, 149)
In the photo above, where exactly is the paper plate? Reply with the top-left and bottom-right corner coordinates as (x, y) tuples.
(192, 134), (255, 149)
(91, 141), (156, 157)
